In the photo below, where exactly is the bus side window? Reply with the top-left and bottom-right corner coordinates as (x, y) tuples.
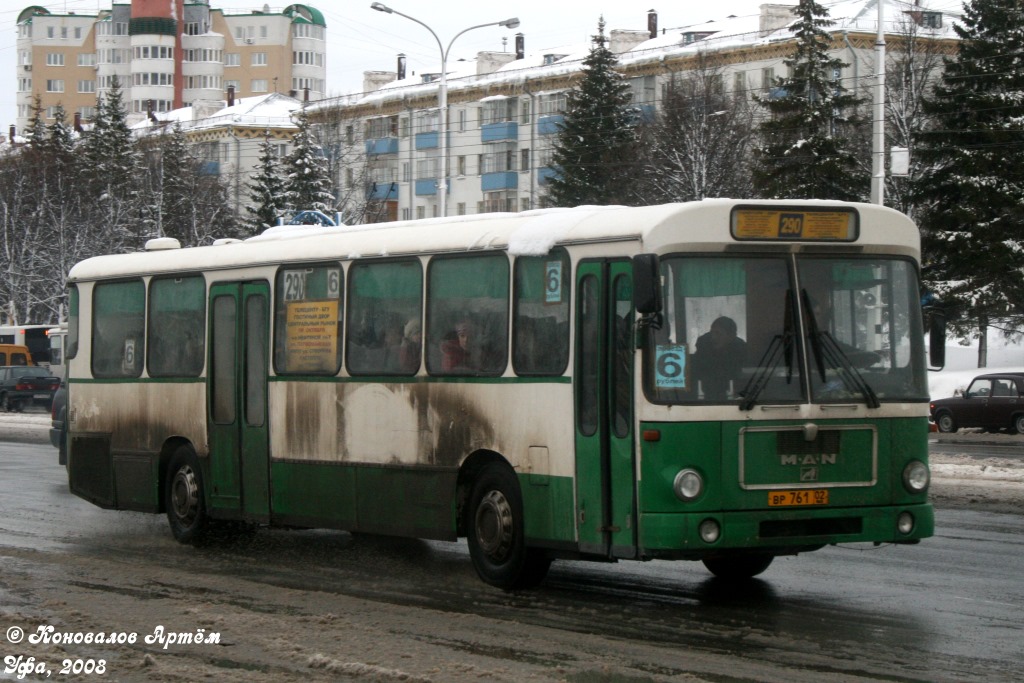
(513, 250), (570, 376)
(273, 264), (343, 375)
(92, 280), (145, 379)
(427, 254), (509, 376)
(346, 260), (423, 376)
(148, 276), (206, 377)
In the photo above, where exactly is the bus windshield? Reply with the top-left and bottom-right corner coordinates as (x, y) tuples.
(644, 255), (928, 406)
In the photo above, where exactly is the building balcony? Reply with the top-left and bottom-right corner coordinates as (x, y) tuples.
(481, 171), (518, 191)
(538, 167), (558, 186)
(538, 115), (563, 136)
(415, 131), (438, 150)
(415, 178), (438, 196)
(365, 137), (399, 155)
(367, 181), (398, 200)
(199, 161), (220, 176)
(482, 121), (518, 143)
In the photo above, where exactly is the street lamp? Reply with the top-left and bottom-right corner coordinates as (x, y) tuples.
(371, 3), (520, 217)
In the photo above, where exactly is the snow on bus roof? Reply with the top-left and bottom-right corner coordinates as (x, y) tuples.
(66, 201), (918, 282)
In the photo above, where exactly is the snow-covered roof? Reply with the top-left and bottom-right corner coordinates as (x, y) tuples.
(310, 0), (959, 113)
(131, 93), (303, 134)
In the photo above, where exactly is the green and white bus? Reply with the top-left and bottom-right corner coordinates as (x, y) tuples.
(64, 200), (940, 589)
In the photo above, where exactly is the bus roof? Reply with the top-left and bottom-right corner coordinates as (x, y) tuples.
(67, 200), (920, 282)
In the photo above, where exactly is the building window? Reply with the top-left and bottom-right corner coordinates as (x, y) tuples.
(225, 53), (240, 67)
(521, 99), (530, 124)
(260, 25), (268, 38)
(77, 53), (96, 67)
(17, 78), (31, 92)
(416, 206), (425, 220)
(366, 115), (398, 139)
(457, 203), (466, 216)
(46, 80), (65, 93)
(402, 162), (410, 182)
(458, 108), (466, 132)
(225, 79), (240, 91)
(481, 98), (516, 125)
(402, 208), (411, 220)
(520, 149), (530, 173)
(538, 92), (567, 115)
(252, 79), (268, 92)
(78, 80), (95, 93)
(252, 52), (268, 66)
(46, 53), (65, 67)
(74, 27), (82, 39)
(47, 26), (54, 38)
(457, 156), (466, 176)
(762, 67), (775, 92)
(60, 27), (68, 39)
(78, 106), (96, 120)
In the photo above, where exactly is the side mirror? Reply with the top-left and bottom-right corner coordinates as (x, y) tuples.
(926, 307), (946, 371)
(632, 253), (661, 315)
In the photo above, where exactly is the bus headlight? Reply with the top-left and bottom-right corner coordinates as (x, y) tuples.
(902, 460), (930, 493)
(897, 512), (915, 535)
(673, 469), (704, 501)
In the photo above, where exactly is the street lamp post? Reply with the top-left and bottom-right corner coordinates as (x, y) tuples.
(371, 3), (520, 217)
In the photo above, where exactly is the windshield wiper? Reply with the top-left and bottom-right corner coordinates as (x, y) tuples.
(739, 290), (795, 411)
(800, 289), (880, 409)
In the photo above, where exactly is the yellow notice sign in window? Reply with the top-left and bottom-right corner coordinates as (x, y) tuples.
(285, 299), (338, 373)
(731, 207), (857, 241)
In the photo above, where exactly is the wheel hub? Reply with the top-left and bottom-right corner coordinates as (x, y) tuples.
(475, 490), (513, 560)
(170, 466), (199, 526)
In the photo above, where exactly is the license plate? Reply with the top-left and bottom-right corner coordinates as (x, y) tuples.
(768, 489), (829, 507)
(33, 393), (48, 399)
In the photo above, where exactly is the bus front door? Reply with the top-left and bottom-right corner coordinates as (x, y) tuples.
(574, 260), (637, 558)
(207, 281), (271, 520)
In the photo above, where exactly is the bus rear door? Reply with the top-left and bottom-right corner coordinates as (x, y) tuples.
(574, 260), (637, 558)
(207, 281), (270, 520)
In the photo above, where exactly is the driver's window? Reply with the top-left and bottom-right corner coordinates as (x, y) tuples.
(966, 381), (990, 398)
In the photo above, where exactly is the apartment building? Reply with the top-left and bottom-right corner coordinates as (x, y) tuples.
(15, 1), (326, 132)
(308, 1), (956, 223)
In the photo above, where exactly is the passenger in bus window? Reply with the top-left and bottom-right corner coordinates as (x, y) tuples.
(400, 319), (421, 373)
(441, 320), (473, 371)
(692, 316), (747, 400)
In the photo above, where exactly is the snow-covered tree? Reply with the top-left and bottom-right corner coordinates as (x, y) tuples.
(80, 77), (143, 251)
(914, 0), (1024, 366)
(752, 0), (866, 201)
(283, 109), (335, 215)
(637, 57), (755, 203)
(545, 18), (638, 207)
(248, 131), (288, 230)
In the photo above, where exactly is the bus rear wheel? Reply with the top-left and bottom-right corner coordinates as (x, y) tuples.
(166, 446), (209, 544)
(466, 464), (551, 590)
(702, 553), (774, 579)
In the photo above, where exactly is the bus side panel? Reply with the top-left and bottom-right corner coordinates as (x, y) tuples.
(269, 460), (357, 529)
(520, 473), (577, 549)
(67, 381), (206, 513)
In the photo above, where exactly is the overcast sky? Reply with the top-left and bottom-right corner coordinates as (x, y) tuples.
(1, 0), (967, 130)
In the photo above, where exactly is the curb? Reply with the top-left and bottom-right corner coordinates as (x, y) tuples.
(930, 463), (1024, 482)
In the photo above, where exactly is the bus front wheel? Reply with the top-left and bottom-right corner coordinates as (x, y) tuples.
(466, 464), (551, 590)
(702, 553), (774, 579)
(166, 446), (209, 544)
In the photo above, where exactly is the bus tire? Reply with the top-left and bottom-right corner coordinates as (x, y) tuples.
(166, 446), (209, 545)
(0, 393), (9, 412)
(702, 553), (774, 579)
(466, 464), (551, 590)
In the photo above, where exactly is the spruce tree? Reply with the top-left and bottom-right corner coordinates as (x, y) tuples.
(283, 110), (335, 215)
(248, 131), (288, 230)
(914, 0), (1024, 363)
(752, 0), (865, 200)
(546, 18), (638, 207)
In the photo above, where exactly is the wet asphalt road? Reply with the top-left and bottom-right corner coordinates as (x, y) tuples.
(0, 440), (1022, 682)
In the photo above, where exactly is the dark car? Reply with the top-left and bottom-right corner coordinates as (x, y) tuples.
(50, 379), (68, 466)
(929, 373), (1024, 434)
(0, 365), (60, 412)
